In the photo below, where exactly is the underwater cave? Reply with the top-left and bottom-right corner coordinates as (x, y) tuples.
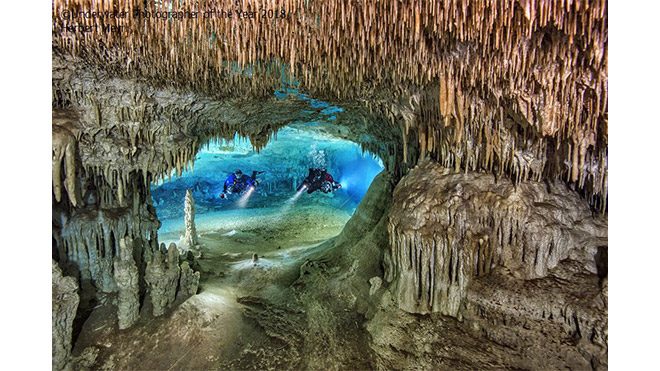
(152, 124), (384, 286)
(50, 1), (610, 370)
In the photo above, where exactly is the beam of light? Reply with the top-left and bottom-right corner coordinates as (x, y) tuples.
(278, 185), (307, 215)
(236, 186), (255, 208)
(290, 185), (307, 202)
(335, 154), (384, 204)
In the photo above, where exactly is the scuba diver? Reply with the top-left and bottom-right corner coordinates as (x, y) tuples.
(220, 169), (264, 199)
(298, 167), (342, 194)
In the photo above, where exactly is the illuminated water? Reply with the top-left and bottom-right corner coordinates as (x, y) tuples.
(152, 125), (384, 240)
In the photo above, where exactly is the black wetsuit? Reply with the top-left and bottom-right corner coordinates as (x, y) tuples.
(299, 168), (341, 194)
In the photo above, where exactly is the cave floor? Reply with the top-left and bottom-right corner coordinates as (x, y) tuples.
(71, 202), (353, 370)
(160, 202), (353, 254)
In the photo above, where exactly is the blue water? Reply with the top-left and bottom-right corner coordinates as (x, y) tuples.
(151, 126), (384, 230)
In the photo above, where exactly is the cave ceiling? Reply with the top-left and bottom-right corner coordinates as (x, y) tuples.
(52, 0), (607, 210)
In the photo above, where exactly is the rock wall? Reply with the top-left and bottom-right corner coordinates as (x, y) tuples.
(54, 188), (158, 294)
(52, 261), (80, 370)
(385, 161), (607, 317)
(369, 161), (607, 369)
(217, 171), (394, 369)
(463, 258), (608, 369)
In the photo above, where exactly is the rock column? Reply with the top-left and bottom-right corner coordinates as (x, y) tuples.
(182, 189), (198, 250)
(145, 243), (181, 316)
(178, 261), (200, 298)
(52, 261), (80, 371)
(113, 236), (140, 329)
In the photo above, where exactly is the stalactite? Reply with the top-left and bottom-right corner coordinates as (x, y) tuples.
(53, 121), (81, 207)
(52, 0), (608, 203)
(385, 161), (607, 317)
(51, 6), (608, 342)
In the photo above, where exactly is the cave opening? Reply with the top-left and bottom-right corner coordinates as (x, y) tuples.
(151, 124), (384, 274)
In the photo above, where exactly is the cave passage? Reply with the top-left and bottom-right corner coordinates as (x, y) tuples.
(152, 124), (384, 261)
(49, 1), (610, 368)
(66, 122), (385, 370)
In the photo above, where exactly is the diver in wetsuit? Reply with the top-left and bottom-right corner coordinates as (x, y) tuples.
(298, 167), (341, 194)
(220, 169), (263, 198)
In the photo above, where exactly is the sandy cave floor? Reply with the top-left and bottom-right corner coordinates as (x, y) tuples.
(71, 202), (353, 370)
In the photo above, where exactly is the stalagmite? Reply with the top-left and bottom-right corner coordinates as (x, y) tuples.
(182, 189), (198, 251)
(52, 261), (79, 371)
(113, 236), (140, 330)
(178, 261), (200, 298)
(145, 243), (181, 317)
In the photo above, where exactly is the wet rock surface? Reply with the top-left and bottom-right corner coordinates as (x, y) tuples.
(67, 185), (370, 370)
(57, 164), (608, 370)
(369, 259), (607, 370)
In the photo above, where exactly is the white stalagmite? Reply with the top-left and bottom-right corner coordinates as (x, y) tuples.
(182, 189), (198, 251)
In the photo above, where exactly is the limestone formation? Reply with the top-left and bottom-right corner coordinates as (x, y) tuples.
(145, 243), (181, 317)
(464, 259), (608, 360)
(52, 0), (608, 210)
(49, 0), (609, 368)
(52, 261), (79, 371)
(369, 277), (382, 296)
(113, 236), (140, 329)
(51, 58), (322, 188)
(178, 261), (200, 298)
(55, 193), (159, 295)
(52, 117), (81, 207)
(386, 161), (607, 317)
(182, 189), (198, 251)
